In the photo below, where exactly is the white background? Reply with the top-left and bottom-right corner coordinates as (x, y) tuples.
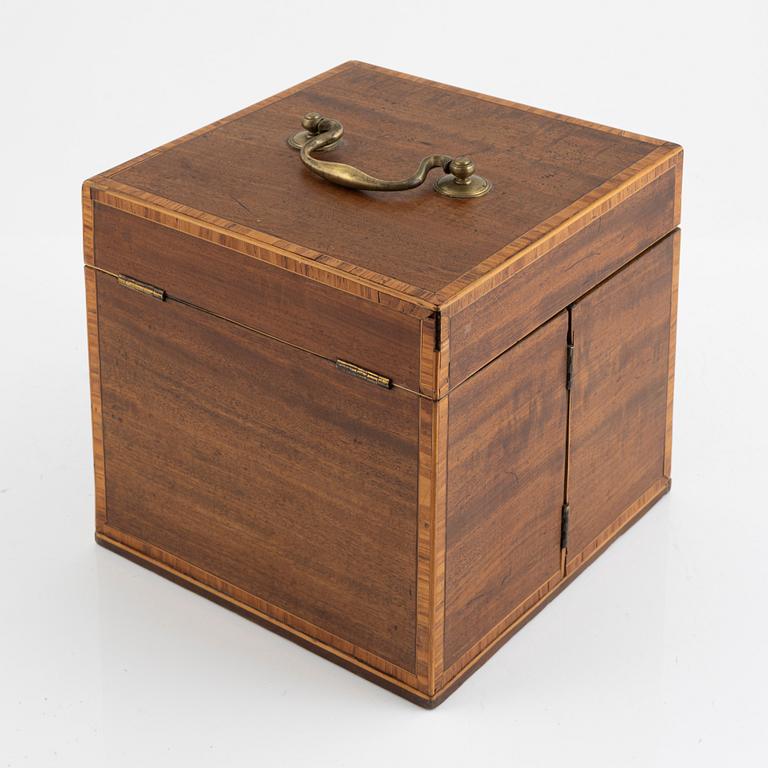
(2, 1), (767, 765)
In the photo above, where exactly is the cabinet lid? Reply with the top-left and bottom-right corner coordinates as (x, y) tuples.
(89, 61), (680, 312)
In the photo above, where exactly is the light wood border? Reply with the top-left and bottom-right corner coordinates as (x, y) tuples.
(99, 524), (421, 690)
(673, 152), (684, 225)
(84, 267), (106, 531)
(82, 182), (96, 265)
(87, 61), (682, 315)
(439, 567), (563, 687)
(565, 478), (670, 575)
(431, 398), (449, 693)
(83, 184), (107, 530)
(415, 401), (433, 690)
(86, 182), (435, 318)
(664, 230), (681, 478)
(438, 147), (682, 314)
(415, 397), (449, 695)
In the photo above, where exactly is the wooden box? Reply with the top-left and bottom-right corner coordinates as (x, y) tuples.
(83, 62), (682, 706)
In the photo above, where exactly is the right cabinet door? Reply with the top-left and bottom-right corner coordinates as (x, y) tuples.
(567, 230), (679, 571)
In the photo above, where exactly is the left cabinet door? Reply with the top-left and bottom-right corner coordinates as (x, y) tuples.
(92, 272), (421, 675)
(442, 311), (570, 677)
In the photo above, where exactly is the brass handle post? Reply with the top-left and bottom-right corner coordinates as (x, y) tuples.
(287, 113), (491, 199)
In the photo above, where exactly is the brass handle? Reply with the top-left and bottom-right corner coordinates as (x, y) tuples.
(287, 112), (491, 199)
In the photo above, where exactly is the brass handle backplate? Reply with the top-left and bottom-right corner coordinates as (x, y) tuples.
(287, 113), (491, 199)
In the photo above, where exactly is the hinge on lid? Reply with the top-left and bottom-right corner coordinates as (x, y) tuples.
(560, 502), (570, 549)
(117, 274), (166, 301)
(335, 359), (392, 389)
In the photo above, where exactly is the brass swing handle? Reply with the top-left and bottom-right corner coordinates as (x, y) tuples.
(287, 112), (491, 199)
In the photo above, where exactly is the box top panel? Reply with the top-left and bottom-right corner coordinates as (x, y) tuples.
(95, 61), (679, 308)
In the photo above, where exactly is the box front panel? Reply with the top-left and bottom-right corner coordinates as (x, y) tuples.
(443, 312), (569, 675)
(94, 272), (421, 674)
(567, 232), (677, 565)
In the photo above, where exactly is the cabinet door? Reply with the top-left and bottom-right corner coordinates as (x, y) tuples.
(567, 233), (677, 567)
(443, 312), (569, 673)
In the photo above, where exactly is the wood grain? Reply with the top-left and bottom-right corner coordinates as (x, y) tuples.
(96, 272), (421, 672)
(99, 62), (358, 179)
(93, 203), (423, 393)
(85, 267), (106, 530)
(443, 312), (568, 670)
(448, 166), (677, 386)
(567, 234), (675, 560)
(88, 61), (674, 304)
(361, 62), (666, 147)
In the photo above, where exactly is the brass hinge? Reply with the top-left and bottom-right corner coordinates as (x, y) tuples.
(566, 340), (574, 390)
(117, 274), (166, 301)
(560, 502), (570, 549)
(335, 359), (392, 389)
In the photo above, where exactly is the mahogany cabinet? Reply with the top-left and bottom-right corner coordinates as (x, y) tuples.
(83, 61), (682, 705)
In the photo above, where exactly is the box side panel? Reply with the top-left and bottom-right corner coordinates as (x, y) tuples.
(92, 203), (424, 393)
(566, 233), (677, 569)
(94, 272), (421, 677)
(442, 312), (568, 678)
(448, 164), (679, 386)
